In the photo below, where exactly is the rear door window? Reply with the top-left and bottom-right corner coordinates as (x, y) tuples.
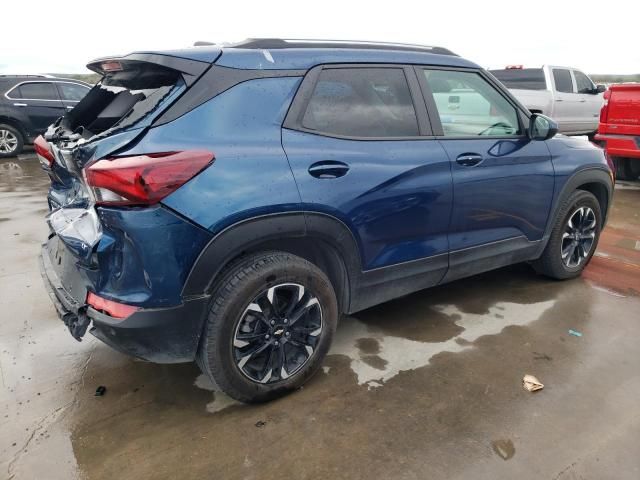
(573, 70), (594, 94)
(422, 69), (521, 137)
(301, 67), (420, 138)
(57, 82), (90, 101)
(9, 82), (59, 100)
(552, 69), (574, 93)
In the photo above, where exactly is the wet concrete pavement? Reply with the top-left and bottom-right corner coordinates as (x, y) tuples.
(1, 155), (639, 480)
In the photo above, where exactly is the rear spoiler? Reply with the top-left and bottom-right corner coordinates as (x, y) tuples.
(86, 52), (216, 86)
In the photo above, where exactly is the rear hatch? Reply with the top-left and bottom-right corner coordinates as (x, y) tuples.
(39, 52), (215, 260)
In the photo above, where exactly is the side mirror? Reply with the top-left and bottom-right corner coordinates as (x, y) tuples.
(595, 84), (606, 94)
(528, 113), (558, 141)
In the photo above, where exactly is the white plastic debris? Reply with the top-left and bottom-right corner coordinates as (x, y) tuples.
(522, 374), (544, 392)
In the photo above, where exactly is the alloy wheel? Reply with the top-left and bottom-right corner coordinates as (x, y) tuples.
(561, 206), (597, 268)
(233, 283), (323, 384)
(0, 129), (18, 154)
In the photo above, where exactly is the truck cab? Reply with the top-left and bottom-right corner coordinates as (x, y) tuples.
(490, 65), (605, 136)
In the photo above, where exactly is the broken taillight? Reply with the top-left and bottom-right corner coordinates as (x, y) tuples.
(85, 150), (214, 206)
(86, 292), (139, 319)
(34, 135), (54, 168)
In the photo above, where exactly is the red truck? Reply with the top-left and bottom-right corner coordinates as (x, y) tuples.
(596, 84), (640, 180)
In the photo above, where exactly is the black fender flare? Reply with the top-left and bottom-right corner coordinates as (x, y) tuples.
(181, 212), (363, 311)
(537, 166), (613, 255)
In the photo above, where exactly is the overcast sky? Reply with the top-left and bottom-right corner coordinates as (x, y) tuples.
(2, 0), (638, 75)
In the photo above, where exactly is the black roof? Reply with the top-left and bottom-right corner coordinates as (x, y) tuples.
(226, 38), (457, 56)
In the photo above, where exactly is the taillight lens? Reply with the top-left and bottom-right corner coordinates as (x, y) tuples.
(85, 150), (214, 206)
(599, 89), (610, 124)
(86, 291), (139, 319)
(34, 135), (54, 168)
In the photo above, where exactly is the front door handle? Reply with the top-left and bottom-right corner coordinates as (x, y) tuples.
(456, 153), (483, 167)
(13, 103), (28, 107)
(308, 160), (350, 179)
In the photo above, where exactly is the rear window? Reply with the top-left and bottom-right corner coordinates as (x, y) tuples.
(301, 68), (419, 138)
(489, 69), (546, 90)
(63, 62), (182, 137)
(57, 82), (90, 101)
(9, 82), (59, 100)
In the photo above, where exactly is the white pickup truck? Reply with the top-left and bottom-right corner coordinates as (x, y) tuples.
(489, 66), (606, 136)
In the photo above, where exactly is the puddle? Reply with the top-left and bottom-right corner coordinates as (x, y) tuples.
(193, 374), (240, 413)
(0, 157), (49, 194)
(330, 299), (556, 388)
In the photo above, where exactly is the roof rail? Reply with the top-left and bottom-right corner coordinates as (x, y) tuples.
(0, 74), (47, 78)
(226, 38), (457, 56)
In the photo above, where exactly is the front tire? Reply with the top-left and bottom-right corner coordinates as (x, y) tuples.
(197, 251), (338, 403)
(0, 124), (24, 158)
(533, 190), (602, 279)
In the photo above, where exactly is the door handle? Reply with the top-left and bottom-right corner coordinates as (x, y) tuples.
(308, 160), (350, 179)
(13, 103), (28, 107)
(555, 99), (563, 102)
(66, 106), (74, 109)
(456, 153), (483, 167)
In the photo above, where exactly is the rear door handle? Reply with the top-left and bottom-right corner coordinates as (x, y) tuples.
(13, 103), (28, 107)
(456, 153), (483, 167)
(308, 160), (350, 179)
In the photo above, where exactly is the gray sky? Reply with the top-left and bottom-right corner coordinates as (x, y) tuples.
(2, 0), (638, 75)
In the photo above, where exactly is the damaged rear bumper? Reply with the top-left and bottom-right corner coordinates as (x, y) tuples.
(39, 239), (210, 363)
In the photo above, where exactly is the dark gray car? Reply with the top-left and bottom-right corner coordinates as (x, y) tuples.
(0, 75), (90, 157)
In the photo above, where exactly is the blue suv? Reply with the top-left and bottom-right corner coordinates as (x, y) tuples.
(39, 39), (613, 402)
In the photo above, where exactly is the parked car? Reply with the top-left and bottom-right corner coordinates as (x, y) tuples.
(38, 39), (613, 403)
(595, 83), (640, 180)
(0, 75), (91, 157)
(489, 66), (605, 136)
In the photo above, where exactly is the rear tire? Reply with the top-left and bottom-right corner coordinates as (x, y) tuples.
(0, 124), (24, 158)
(197, 251), (338, 403)
(533, 190), (602, 280)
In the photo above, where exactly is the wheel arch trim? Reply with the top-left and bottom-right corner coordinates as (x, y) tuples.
(538, 166), (613, 255)
(181, 211), (362, 312)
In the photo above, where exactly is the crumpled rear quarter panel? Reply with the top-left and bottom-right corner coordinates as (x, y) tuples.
(90, 205), (213, 307)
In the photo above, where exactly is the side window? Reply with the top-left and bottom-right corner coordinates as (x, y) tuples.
(422, 69), (521, 137)
(301, 68), (420, 138)
(5, 86), (22, 99)
(573, 71), (594, 94)
(57, 82), (90, 101)
(552, 69), (574, 93)
(12, 82), (59, 100)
